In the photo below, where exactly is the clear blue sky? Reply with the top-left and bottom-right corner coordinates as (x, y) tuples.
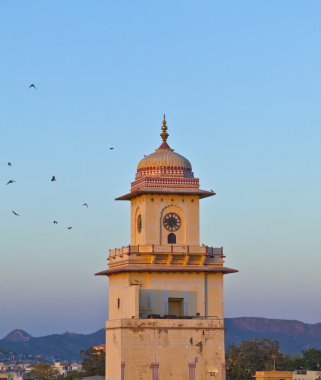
(1, 0), (321, 337)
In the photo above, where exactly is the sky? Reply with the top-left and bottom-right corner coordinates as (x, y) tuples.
(0, 0), (321, 338)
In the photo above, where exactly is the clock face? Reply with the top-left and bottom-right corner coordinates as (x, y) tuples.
(163, 212), (181, 232)
(137, 214), (142, 233)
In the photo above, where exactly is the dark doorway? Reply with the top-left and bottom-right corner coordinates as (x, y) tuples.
(168, 298), (184, 316)
(168, 233), (176, 244)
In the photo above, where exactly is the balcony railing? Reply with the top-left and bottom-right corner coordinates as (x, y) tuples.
(107, 244), (225, 268)
(109, 244), (223, 257)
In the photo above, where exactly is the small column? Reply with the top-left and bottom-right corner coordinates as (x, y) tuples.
(189, 362), (196, 380)
(121, 362), (125, 380)
(151, 362), (159, 380)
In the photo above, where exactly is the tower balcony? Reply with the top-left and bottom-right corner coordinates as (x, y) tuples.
(107, 244), (225, 268)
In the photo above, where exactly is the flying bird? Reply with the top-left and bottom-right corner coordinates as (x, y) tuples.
(29, 84), (37, 90)
(51, 176), (56, 182)
(8, 162), (11, 166)
(53, 221), (58, 224)
(82, 203), (88, 208)
(6, 180), (15, 185)
(12, 211), (19, 216)
(109, 147), (114, 150)
(67, 227), (72, 230)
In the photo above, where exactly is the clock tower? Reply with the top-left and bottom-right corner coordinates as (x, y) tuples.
(97, 116), (237, 380)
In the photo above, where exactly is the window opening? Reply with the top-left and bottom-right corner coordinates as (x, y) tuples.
(168, 233), (176, 244)
(168, 298), (184, 317)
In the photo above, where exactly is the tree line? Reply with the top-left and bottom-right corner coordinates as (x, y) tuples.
(26, 347), (105, 380)
(226, 338), (321, 380)
(26, 338), (321, 380)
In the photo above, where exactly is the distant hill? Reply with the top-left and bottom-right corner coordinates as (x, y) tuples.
(225, 317), (321, 354)
(1, 317), (321, 360)
(3, 329), (32, 343)
(0, 329), (105, 361)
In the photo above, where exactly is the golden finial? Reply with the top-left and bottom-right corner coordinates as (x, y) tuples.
(160, 114), (169, 142)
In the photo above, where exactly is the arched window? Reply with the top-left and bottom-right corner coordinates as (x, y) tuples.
(168, 233), (176, 244)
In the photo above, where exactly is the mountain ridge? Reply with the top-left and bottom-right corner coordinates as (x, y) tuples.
(0, 329), (105, 361)
(1, 317), (321, 360)
(225, 317), (321, 354)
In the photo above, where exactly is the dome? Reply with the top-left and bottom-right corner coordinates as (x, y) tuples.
(116, 115), (215, 200)
(135, 116), (193, 179)
(136, 143), (193, 179)
(137, 147), (192, 171)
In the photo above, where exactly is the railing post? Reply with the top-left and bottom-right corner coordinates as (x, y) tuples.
(151, 362), (159, 380)
(121, 362), (125, 380)
(189, 362), (196, 380)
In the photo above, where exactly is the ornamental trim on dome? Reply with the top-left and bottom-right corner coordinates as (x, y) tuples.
(131, 177), (200, 192)
(136, 166), (194, 180)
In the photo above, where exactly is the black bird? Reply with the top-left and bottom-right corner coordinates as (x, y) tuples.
(8, 162), (11, 166)
(67, 226), (72, 230)
(29, 84), (37, 90)
(51, 176), (56, 182)
(6, 180), (15, 185)
(210, 189), (214, 193)
(82, 203), (88, 208)
(53, 221), (58, 224)
(109, 147), (114, 150)
(12, 211), (19, 216)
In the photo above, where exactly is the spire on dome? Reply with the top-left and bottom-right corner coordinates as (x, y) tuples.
(160, 114), (169, 142)
(158, 114), (172, 150)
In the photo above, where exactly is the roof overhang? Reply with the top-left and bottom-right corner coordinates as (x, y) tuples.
(116, 188), (215, 200)
(96, 265), (238, 276)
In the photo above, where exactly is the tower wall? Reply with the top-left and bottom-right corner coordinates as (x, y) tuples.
(131, 194), (200, 246)
(108, 272), (224, 321)
(106, 318), (226, 380)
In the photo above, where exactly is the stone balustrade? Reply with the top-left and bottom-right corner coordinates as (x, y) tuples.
(107, 244), (225, 268)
